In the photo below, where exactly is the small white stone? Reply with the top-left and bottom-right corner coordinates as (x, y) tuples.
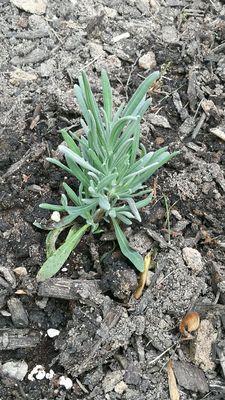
(35, 297), (48, 309)
(0, 310), (11, 316)
(47, 328), (60, 338)
(112, 32), (130, 43)
(28, 365), (45, 381)
(51, 211), (61, 222)
(104, 6), (117, 18)
(36, 369), (46, 380)
(114, 381), (128, 394)
(59, 376), (73, 390)
(46, 369), (55, 380)
(10, 0), (47, 15)
(13, 267), (28, 276)
(138, 51), (156, 70)
(2, 361), (28, 381)
(183, 247), (203, 274)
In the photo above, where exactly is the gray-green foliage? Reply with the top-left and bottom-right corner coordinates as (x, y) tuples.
(36, 70), (178, 281)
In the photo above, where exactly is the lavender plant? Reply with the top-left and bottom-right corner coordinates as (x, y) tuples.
(36, 70), (177, 281)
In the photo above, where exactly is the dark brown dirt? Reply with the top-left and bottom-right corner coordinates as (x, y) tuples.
(1, 0), (225, 399)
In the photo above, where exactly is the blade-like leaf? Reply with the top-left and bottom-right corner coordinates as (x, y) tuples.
(59, 145), (101, 175)
(36, 224), (89, 282)
(61, 129), (81, 155)
(110, 116), (137, 147)
(63, 182), (81, 206)
(101, 69), (112, 121)
(116, 214), (133, 225)
(39, 203), (64, 211)
(81, 71), (105, 140)
(123, 71), (160, 117)
(65, 201), (97, 217)
(112, 219), (144, 271)
(65, 156), (90, 187)
(126, 198), (141, 222)
(99, 195), (110, 211)
(46, 227), (65, 258)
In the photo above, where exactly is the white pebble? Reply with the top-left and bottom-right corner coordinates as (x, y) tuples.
(28, 365), (45, 381)
(1, 310), (11, 316)
(59, 376), (73, 390)
(51, 211), (61, 222)
(2, 361), (28, 381)
(46, 369), (55, 380)
(138, 51), (156, 70)
(47, 328), (60, 338)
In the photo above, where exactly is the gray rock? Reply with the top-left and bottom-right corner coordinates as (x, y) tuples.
(148, 113), (171, 128)
(10, 0), (47, 15)
(162, 25), (179, 44)
(182, 247), (203, 274)
(2, 360), (28, 381)
(190, 319), (217, 371)
(37, 59), (56, 77)
(102, 370), (123, 393)
(173, 360), (209, 393)
(136, 0), (150, 14)
(7, 298), (29, 328)
(124, 363), (141, 386)
(11, 48), (48, 65)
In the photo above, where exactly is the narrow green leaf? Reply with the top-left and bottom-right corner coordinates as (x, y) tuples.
(74, 85), (91, 125)
(36, 224), (89, 281)
(110, 116), (137, 147)
(97, 172), (118, 191)
(101, 69), (112, 121)
(59, 145), (101, 175)
(63, 182), (81, 206)
(135, 193), (153, 209)
(39, 203), (64, 211)
(126, 198), (141, 222)
(123, 71), (160, 117)
(81, 71), (105, 139)
(99, 195), (110, 211)
(130, 117), (141, 164)
(112, 219), (144, 271)
(61, 129), (81, 156)
(46, 227), (65, 258)
(65, 156), (89, 187)
(65, 201), (97, 218)
(112, 102), (125, 124)
(116, 214), (133, 225)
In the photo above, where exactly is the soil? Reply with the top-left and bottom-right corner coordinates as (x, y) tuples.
(1, 0), (225, 399)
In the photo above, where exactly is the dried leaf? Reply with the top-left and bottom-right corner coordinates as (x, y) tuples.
(179, 311), (200, 338)
(167, 360), (180, 400)
(134, 250), (154, 299)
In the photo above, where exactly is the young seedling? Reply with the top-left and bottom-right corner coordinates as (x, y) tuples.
(36, 70), (178, 281)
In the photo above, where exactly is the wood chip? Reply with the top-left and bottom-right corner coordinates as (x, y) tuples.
(210, 126), (225, 141)
(173, 360), (209, 393)
(134, 251), (154, 300)
(112, 32), (130, 43)
(167, 360), (180, 400)
(0, 329), (41, 350)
